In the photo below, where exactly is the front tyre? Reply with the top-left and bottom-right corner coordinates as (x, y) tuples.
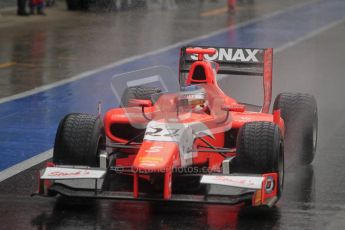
(234, 121), (284, 199)
(53, 113), (105, 167)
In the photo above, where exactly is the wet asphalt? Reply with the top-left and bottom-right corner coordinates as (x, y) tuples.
(1, 0), (345, 229)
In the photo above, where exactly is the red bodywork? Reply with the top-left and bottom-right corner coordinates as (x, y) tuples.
(102, 47), (284, 204)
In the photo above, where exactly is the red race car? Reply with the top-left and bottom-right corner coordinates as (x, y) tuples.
(36, 46), (318, 208)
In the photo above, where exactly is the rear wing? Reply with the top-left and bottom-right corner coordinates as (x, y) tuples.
(179, 46), (273, 113)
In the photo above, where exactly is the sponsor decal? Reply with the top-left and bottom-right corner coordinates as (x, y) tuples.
(138, 156), (164, 167)
(145, 127), (181, 138)
(189, 48), (262, 63)
(145, 146), (164, 153)
(201, 175), (264, 189)
(144, 121), (214, 142)
(265, 176), (275, 193)
(47, 170), (90, 177)
(41, 167), (106, 179)
(144, 121), (195, 167)
(139, 156), (163, 163)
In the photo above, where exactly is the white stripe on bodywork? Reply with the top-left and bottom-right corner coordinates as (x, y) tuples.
(144, 120), (214, 142)
(144, 121), (195, 166)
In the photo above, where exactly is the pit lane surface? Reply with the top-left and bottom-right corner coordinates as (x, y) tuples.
(1, 0), (345, 229)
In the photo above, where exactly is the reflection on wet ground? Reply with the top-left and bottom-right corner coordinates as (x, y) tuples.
(1, 158), (343, 230)
(1, 164), (338, 230)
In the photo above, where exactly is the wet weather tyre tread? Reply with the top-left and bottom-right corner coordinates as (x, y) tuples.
(53, 113), (105, 167)
(235, 122), (284, 199)
(235, 122), (283, 174)
(121, 86), (162, 107)
(273, 92), (317, 165)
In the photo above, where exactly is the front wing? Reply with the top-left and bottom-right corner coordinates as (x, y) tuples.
(35, 166), (279, 207)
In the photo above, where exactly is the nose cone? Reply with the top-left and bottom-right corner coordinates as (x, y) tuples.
(133, 141), (179, 172)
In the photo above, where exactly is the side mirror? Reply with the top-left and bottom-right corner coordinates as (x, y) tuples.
(128, 99), (152, 107)
(128, 99), (152, 121)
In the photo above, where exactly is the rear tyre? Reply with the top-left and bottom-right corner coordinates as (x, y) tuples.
(273, 93), (317, 165)
(234, 122), (284, 198)
(53, 113), (105, 167)
(121, 86), (162, 107)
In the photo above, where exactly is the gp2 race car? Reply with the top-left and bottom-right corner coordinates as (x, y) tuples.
(35, 46), (318, 208)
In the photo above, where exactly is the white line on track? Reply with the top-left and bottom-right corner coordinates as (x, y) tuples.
(0, 0), (342, 182)
(0, 149), (52, 182)
(275, 17), (345, 53)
